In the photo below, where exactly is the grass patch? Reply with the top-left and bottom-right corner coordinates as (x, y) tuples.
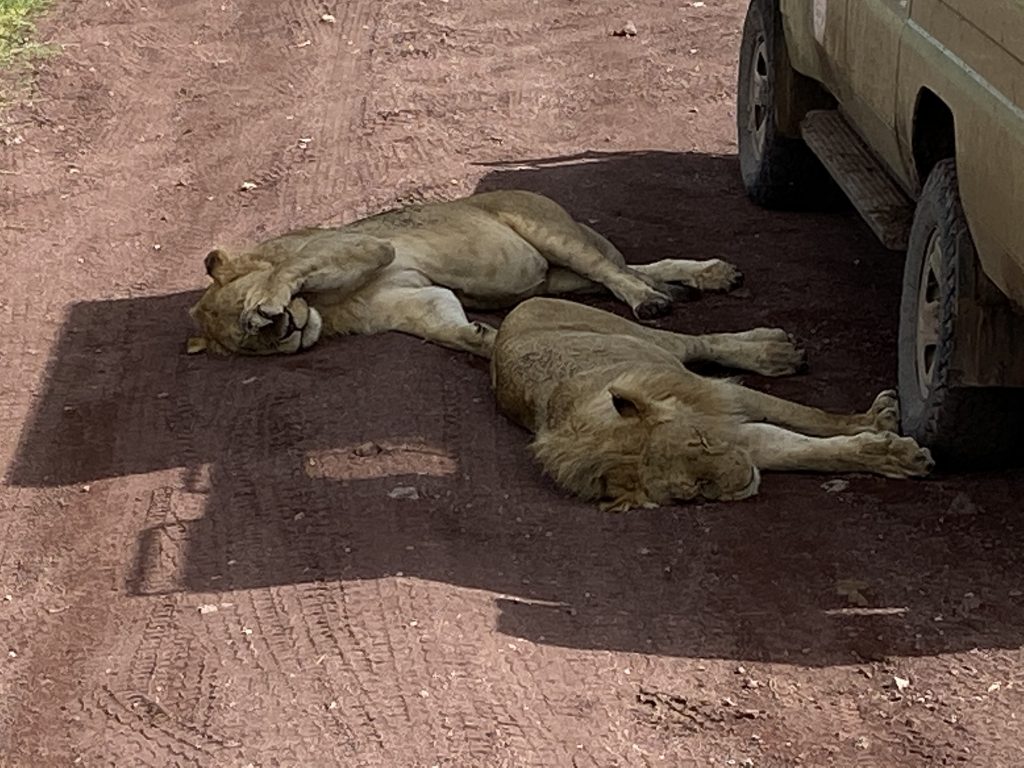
(0, 0), (52, 69)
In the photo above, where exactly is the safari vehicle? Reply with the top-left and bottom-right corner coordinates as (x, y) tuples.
(736, 0), (1024, 466)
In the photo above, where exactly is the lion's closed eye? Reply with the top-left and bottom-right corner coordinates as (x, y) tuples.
(686, 428), (729, 455)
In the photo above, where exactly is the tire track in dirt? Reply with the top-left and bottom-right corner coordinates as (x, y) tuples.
(280, 0), (376, 221)
(294, 580), (387, 752)
(2, 2), (391, 761)
(92, 683), (240, 765)
(428, 364), (576, 764)
(131, 361), (406, 759)
(381, 575), (473, 760)
(80, 485), (241, 767)
(238, 586), (367, 763)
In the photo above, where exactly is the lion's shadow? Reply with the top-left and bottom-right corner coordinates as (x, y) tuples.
(10, 150), (1024, 666)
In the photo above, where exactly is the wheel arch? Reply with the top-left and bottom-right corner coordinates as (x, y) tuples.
(911, 88), (956, 189)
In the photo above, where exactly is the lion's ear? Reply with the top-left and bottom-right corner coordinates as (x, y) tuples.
(608, 386), (673, 423)
(610, 390), (644, 419)
(204, 249), (231, 284)
(186, 336), (209, 355)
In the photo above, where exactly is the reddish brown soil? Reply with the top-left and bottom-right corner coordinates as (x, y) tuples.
(3, 0), (1024, 765)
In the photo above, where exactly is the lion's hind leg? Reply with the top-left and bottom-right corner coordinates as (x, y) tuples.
(740, 423), (934, 478)
(728, 386), (901, 437)
(537, 228), (675, 319)
(577, 224), (743, 294)
(574, 223), (701, 304)
(681, 332), (808, 377)
(617, 326), (808, 378)
(539, 268), (607, 296)
(472, 193), (677, 319)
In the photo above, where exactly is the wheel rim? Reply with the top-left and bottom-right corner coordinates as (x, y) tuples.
(746, 33), (770, 162)
(915, 230), (943, 397)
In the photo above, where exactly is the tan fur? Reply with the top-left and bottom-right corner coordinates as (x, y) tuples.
(491, 298), (935, 510)
(187, 190), (744, 357)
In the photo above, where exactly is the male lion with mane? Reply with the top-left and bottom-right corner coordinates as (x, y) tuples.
(492, 298), (935, 511)
(186, 190), (742, 357)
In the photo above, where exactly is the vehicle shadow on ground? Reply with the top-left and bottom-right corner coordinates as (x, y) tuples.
(9, 150), (1024, 666)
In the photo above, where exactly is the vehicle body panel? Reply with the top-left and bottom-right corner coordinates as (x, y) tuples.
(779, 0), (1024, 309)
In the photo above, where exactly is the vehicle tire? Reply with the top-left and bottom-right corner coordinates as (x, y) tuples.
(736, 0), (834, 209)
(897, 159), (1024, 467)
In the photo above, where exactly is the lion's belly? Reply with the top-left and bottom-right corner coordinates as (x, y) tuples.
(389, 221), (549, 302)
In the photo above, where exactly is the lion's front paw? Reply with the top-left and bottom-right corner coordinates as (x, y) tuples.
(240, 284), (293, 334)
(735, 327), (793, 343)
(866, 389), (900, 433)
(855, 431), (935, 478)
(634, 290), (674, 321)
(751, 339), (808, 377)
(693, 259), (744, 292)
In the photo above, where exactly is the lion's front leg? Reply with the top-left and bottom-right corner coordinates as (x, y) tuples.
(646, 326), (807, 377)
(691, 330), (809, 377)
(350, 284), (497, 358)
(741, 423), (935, 478)
(241, 234), (395, 334)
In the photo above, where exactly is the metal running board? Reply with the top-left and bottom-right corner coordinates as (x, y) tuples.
(800, 109), (914, 250)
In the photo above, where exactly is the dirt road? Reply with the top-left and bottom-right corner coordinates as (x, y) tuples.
(2, 0), (1024, 765)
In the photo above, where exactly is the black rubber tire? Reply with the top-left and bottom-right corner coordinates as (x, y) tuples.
(736, 0), (835, 209)
(897, 159), (1024, 468)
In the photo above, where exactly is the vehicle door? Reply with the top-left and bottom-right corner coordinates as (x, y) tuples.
(837, 0), (912, 177)
(780, 0), (850, 99)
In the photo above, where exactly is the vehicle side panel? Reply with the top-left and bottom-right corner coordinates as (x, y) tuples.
(901, 1), (1024, 306)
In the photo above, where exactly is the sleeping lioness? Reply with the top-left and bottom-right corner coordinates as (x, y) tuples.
(492, 298), (934, 510)
(186, 190), (743, 357)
